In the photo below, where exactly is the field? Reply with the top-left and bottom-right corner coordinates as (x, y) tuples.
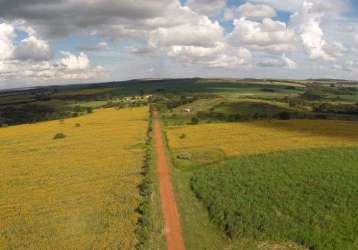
(191, 147), (358, 250)
(167, 119), (358, 163)
(0, 107), (148, 249)
(165, 118), (358, 249)
(1, 78), (358, 250)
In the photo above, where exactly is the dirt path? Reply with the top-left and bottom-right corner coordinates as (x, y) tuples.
(153, 111), (186, 250)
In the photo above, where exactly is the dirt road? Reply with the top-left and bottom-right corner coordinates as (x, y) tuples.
(153, 111), (185, 250)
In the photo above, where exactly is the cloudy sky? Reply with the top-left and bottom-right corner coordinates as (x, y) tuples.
(1, 0), (358, 89)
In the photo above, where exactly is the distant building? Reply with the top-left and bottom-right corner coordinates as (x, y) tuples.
(183, 108), (192, 113)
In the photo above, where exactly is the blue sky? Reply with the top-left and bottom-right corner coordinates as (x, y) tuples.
(1, 0), (358, 89)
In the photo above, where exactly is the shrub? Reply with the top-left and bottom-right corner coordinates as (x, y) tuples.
(86, 107), (93, 114)
(53, 133), (66, 140)
(278, 112), (291, 120)
(75, 123), (81, 127)
(179, 134), (186, 139)
(190, 117), (199, 125)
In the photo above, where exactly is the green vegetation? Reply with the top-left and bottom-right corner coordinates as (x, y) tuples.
(191, 147), (358, 250)
(2, 77), (358, 250)
(53, 132), (66, 140)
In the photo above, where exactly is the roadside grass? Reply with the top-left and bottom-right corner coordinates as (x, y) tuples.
(139, 112), (167, 250)
(0, 107), (148, 249)
(191, 147), (358, 250)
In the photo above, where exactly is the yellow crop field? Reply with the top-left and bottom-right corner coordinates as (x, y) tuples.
(167, 119), (358, 158)
(0, 107), (148, 249)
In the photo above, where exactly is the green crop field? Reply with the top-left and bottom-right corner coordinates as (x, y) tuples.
(191, 147), (358, 250)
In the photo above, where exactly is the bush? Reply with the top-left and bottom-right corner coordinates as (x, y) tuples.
(75, 123), (81, 127)
(53, 133), (66, 140)
(86, 107), (93, 114)
(278, 112), (291, 120)
(179, 134), (186, 139)
(190, 117), (199, 125)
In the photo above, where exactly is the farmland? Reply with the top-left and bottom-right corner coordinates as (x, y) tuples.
(0, 107), (148, 249)
(167, 119), (358, 163)
(1, 78), (358, 250)
(191, 147), (358, 250)
(163, 92), (358, 249)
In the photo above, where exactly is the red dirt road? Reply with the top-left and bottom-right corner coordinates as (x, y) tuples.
(153, 111), (186, 250)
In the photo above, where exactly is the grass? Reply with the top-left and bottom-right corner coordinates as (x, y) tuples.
(211, 102), (292, 116)
(0, 107), (148, 249)
(167, 119), (358, 161)
(164, 117), (358, 249)
(191, 147), (358, 250)
(69, 101), (108, 108)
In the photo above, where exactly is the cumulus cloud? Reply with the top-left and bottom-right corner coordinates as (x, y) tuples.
(14, 36), (51, 61)
(248, 0), (347, 13)
(147, 10), (251, 69)
(187, 0), (227, 16)
(354, 35), (358, 47)
(149, 16), (224, 48)
(167, 42), (252, 68)
(238, 2), (277, 19)
(0, 22), (107, 82)
(0, 0), (196, 39)
(229, 17), (297, 53)
(59, 52), (90, 71)
(257, 54), (296, 69)
(0, 0), (357, 85)
(0, 23), (15, 60)
(290, 0), (347, 61)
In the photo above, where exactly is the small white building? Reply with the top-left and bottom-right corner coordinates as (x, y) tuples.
(183, 108), (192, 113)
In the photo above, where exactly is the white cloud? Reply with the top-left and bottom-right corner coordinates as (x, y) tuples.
(257, 54), (296, 69)
(229, 17), (297, 53)
(324, 42), (346, 58)
(290, 0), (347, 61)
(146, 8), (252, 69)
(248, 0), (347, 13)
(248, 0), (302, 12)
(167, 42), (252, 68)
(149, 16), (224, 48)
(238, 2), (276, 19)
(0, 22), (107, 83)
(354, 35), (358, 47)
(187, 0), (227, 16)
(59, 52), (90, 71)
(0, 23), (15, 60)
(14, 36), (51, 61)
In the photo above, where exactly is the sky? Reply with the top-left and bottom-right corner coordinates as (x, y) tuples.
(1, 0), (358, 89)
